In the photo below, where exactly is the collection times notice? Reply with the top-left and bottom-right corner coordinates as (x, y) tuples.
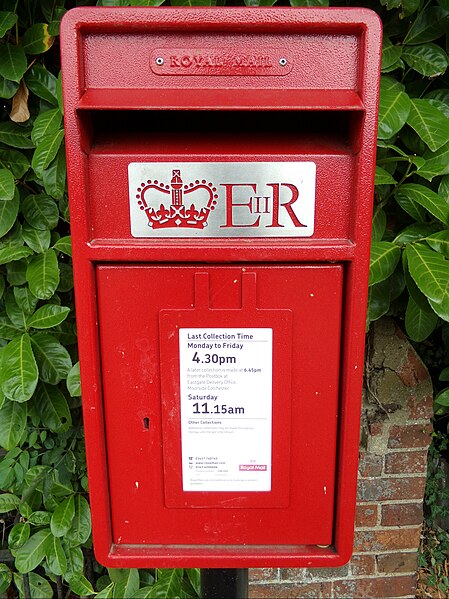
(179, 328), (272, 492)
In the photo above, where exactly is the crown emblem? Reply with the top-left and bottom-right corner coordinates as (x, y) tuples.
(136, 169), (218, 229)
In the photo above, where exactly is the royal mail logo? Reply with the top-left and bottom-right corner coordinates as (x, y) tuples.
(239, 464), (268, 472)
(128, 162), (316, 239)
(168, 53), (273, 70)
(150, 49), (292, 77)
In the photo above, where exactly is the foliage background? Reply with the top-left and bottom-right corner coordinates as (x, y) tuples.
(0, 0), (448, 597)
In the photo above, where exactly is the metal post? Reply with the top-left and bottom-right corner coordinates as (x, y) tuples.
(200, 568), (249, 599)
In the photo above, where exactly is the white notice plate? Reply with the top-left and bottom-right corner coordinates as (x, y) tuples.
(179, 328), (272, 492)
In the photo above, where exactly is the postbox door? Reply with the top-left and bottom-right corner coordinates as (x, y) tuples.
(96, 264), (343, 547)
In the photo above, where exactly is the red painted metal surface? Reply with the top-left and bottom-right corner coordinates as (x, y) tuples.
(60, 7), (381, 567)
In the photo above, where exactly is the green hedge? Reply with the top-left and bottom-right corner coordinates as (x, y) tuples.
(0, 0), (448, 597)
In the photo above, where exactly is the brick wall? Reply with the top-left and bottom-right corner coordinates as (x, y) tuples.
(249, 319), (433, 598)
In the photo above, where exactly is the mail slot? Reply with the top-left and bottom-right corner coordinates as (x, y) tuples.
(60, 7), (381, 568)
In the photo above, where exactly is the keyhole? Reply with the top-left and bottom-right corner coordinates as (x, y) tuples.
(143, 417), (150, 429)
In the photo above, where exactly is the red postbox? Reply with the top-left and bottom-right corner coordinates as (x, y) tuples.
(61, 7), (381, 568)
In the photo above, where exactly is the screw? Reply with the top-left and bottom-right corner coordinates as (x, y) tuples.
(279, 58), (288, 67)
(155, 57), (164, 66)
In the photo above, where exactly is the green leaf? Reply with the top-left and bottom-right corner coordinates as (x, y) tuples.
(404, 6), (449, 45)
(1, 334), (38, 402)
(22, 194), (59, 231)
(51, 495), (75, 537)
(65, 495), (91, 546)
(35, 382), (72, 433)
(31, 108), (62, 145)
(0, 44), (27, 83)
(8, 522), (30, 550)
(46, 534), (67, 576)
(25, 65), (58, 106)
(62, 542), (83, 577)
(427, 99), (449, 119)
(14, 572), (53, 599)
(31, 130), (64, 178)
(0, 148), (29, 178)
(369, 241), (401, 286)
(28, 511), (51, 526)
(26, 249), (59, 299)
(382, 37), (402, 71)
(367, 281), (391, 324)
(426, 88), (449, 105)
(0, 563), (11, 594)
(53, 235), (72, 257)
(426, 230), (449, 257)
(22, 223), (51, 253)
(375, 166), (396, 185)
(394, 224), (441, 245)
(402, 0), (420, 17)
(67, 361), (81, 397)
(97, 584), (115, 599)
(378, 78), (411, 139)
(14, 286), (38, 315)
(0, 245), (33, 266)
(31, 332), (72, 385)
(150, 569), (184, 599)
(0, 75), (19, 99)
(0, 11), (17, 37)
(439, 367), (449, 381)
(43, 145), (66, 199)
(0, 168), (15, 201)
(27, 305), (70, 329)
(0, 188), (19, 238)
(428, 294), (449, 321)
(395, 184), (449, 224)
(0, 316), (20, 340)
(417, 142), (449, 181)
(407, 99), (449, 152)
(0, 122), (34, 149)
(112, 569), (140, 598)
(187, 569), (200, 596)
(372, 206), (387, 241)
(0, 492), (20, 512)
(440, 175), (449, 201)
(5, 287), (27, 328)
(133, 588), (156, 598)
(22, 24), (54, 55)
(65, 573), (95, 596)
(15, 528), (52, 573)
(405, 295), (438, 341)
(435, 388), (449, 407)
(57, 262), (74, 292)
(407, 243), (449, 304)
(402, 44), (448, 77)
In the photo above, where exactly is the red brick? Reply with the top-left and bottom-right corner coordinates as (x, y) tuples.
(353, 527), (421, 552)
(377, 552), (418, 573)
(388, 424), (433, 449)
(249, 582), (332, 598)
(397, 349), (429, 387)
(249, 569), (278, 583)
(368, 421), (384, 437)
(408, 393), (433, 420)
(358, 452), (383, 477)
(357, 476), (426, 502)
(349, 554), (376, 576)
(381, 502), (423, 526)
(384, 450), (427, 474)
(355, 503), (378, 527)
(333, 574), (416, 598)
